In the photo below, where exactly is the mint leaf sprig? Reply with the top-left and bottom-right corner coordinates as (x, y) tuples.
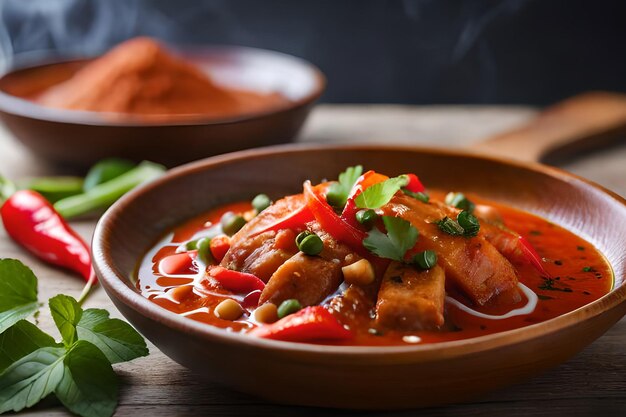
(0, 259), (148, 417)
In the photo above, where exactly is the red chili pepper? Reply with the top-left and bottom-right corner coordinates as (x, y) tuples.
(209, 235), (230, 263)
(249, 306), (352, 342)
(519, 235), (550, 277)
(303, 181), (369, 257)
(208, 265), (265, 293)
(403, 173), (425, 193)
(341, 170), (389, 228)
(1, 190), (96, 293)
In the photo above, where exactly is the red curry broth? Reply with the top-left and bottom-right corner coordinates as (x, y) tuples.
(136, 195), (613, 346)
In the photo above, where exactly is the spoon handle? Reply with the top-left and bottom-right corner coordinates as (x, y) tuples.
(471, 91), (626, 163)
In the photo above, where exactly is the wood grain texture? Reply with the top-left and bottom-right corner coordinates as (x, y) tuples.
(1, 105), (624, 416)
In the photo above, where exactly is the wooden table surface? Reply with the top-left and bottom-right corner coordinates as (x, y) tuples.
(2, 105), (625, 417)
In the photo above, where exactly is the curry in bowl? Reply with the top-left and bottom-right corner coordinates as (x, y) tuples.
(136, 166), (612, 345)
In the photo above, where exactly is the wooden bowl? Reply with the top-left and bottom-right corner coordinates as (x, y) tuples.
(0, 46), (325, 167)
(91, 144), (626, 409)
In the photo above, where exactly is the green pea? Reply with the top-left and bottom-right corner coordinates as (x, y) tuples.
(413, 250), (438, 269)
(295, 231), (312, 246)
(252, 194), (272, 213)
(297, 233), (324, 256)
(277, 299), (302, 319)
(457, 210), (480, 236)
(221, 211), (246, 236)
(196, 237), (214, 265)
(184, 239), (198, 251)
(356, 209), (378, 227)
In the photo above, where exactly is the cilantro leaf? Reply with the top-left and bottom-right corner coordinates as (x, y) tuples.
(0, 259), (39, 333)
(0, 346), (66, 414)
(363, 216), (418, 261)
(56, 340), (118, 417)
(0, 320), (60, 373)
(355, 176), (409, 209)
(326, 165), (363, 209)
(49, 294), (82, 347)
(76, 309), (148, 364)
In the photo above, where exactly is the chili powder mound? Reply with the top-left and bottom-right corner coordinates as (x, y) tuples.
(37, 37), (287, 120)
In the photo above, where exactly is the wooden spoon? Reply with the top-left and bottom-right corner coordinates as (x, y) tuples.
(471, 91), (626, 163)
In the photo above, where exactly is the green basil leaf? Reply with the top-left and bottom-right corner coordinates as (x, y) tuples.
(76, 309), (148, 364)
(56, 340), (118, 417)
(0, 346), (66, 414)
(0, 259), (39, 333)
(49, 294), (82, 347)
(355, 176), (409, 209)
(362, 216), (418, 261)
(326, 165), (363, 209)
(0, 320), (59, 373)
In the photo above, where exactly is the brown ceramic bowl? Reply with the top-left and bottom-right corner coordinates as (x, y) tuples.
(0, 46), (325, 167)
(92, 144), (626, 409)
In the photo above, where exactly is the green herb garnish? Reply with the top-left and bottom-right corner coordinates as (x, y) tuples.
(0, 259), (148, 417)
(362, 216), (418, 261)
(355, 175), (409, 209)
(444, 192), (475, 213)
(437, 211), (480, 237)
(436, 217), (465, 236)
(457, 211), (480, 236)
(539, 277), (573, 292)
(582, 266), (595, 272)
(326, 165), (363, 209)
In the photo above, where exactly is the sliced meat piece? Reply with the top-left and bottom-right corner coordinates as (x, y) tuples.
(375, 262), (445, 331)
(382, 194), (519, 305)
(220, 194), (309, 282)
(259, 252), (342, 307)
(220, 229), (297, 282)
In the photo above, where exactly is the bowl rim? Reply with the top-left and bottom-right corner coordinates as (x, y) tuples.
(0, 44), (326, 127)
(92, 143), (626, 361)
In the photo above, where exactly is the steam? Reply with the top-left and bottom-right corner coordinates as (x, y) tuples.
(0, 0), (179, 71)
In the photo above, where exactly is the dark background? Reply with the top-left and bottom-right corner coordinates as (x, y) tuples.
(1, 0), (624, 105)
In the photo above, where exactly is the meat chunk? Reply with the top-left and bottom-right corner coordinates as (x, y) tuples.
(382, 194), (519, 305)
(220, 230), (296, 282)
(259, 252), (342, 306)
(376, 262), (445, 330)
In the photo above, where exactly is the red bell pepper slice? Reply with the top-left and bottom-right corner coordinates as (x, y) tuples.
(248, 197), (315, 237)
(404, 173), (425, 193)
(249, 306), (352, 342)
(341, 170), (389, 228)
(303, 181), (368, 257)
(208, 266), (265, 293)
